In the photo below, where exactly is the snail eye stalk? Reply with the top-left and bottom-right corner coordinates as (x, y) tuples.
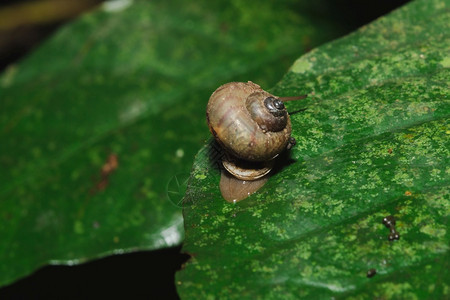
(279, 95), (308, 102)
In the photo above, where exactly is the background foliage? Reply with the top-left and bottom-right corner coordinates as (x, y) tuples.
(0, 0), (349, 289)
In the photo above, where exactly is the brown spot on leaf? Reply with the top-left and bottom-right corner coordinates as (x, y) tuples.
(90, 154), (119, 194)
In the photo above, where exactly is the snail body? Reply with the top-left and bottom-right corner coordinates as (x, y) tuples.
(207, 81), (292, 163)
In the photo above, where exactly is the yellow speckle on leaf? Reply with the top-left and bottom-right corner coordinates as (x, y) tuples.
(440, 56), (450, 68)
(74, 221), (84, 234)
(195, 174), (207, 180)
(403, 134), (415, 140)
(405, 191), (412, 196)
(1, 64), (18, 87)
(291, 58), (313, 74)
(176, 148), (184, 158)
(420, 224), (446, 238)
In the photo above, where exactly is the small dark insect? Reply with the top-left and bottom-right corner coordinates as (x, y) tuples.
(367, 268), (377, 278)
(382, 215), (400, 241)
(382, 215), (396, 228)
(388, 228), (400, 241)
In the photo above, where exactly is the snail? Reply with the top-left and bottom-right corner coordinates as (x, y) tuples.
(206, 81), (305, 202)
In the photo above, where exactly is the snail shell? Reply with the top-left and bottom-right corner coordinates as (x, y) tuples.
(207, 81), (292, 181)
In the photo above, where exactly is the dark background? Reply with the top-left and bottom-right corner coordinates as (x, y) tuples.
(0, 0), (408, 298)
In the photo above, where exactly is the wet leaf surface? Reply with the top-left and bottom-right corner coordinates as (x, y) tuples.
(0, 0), (346, 288)
(177, 0), (450, 298)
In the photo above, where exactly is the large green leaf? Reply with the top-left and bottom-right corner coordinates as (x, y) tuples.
(0, 0), (347, 288)
(177, 0), (450, 298)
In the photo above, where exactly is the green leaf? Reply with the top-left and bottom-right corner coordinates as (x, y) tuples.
(0, 0), (346, 288)
(177, 0), (450, 298)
